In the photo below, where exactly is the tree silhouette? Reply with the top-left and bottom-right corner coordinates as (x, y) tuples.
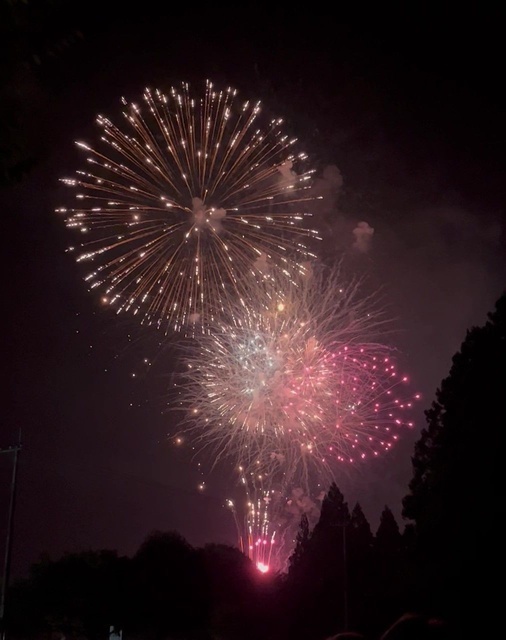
(372, 506), (404, 629)
(402, 292), (506, 632)
(129, 530), (205, 639)
(7, 535), (269, 640)
(7, 550), (128, 640)
(197, 543), (260, 640)
(287, 483), (351, 639)
(288, 513), (311, 576)
(347, 503), (374, 633)
(375, 506), (402, 558)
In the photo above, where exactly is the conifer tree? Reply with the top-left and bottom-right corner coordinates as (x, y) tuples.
(402, 293), (506, 630)
(288, 514), (311, 575)
(347, 503), (374, 633)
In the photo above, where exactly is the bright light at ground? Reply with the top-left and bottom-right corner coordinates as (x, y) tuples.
(256, 562), (269, 573)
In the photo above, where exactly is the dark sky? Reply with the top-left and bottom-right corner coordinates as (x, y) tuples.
(2, 2), (505, 578)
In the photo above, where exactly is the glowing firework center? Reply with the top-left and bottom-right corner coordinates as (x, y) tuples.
(191, 197), (226, 233)
(235, 326), (330, 439)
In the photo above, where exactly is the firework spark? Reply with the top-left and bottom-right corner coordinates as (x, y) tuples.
(58, 80), (320, 334)
(226, 467), (325, 572)
(227, 469), (277, 573)
(177, 266), (419, 494)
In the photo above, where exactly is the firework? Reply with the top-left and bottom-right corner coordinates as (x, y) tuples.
(57, 80), (319, 334)
(227, 470), (277, 573)
(226, 467), (324, 572)
(177, 265), (419, 494)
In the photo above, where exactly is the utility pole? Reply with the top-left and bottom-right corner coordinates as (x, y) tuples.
(0, 432), (22, 640)
(342, 516), (349, 631)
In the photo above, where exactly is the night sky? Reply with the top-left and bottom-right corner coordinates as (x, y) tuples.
(2, 3), (505, 579)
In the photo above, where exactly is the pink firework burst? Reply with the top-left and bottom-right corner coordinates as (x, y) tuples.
(177, 265), (420, 492)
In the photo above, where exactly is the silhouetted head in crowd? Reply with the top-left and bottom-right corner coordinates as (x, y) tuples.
(380, 613), (450, 640)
